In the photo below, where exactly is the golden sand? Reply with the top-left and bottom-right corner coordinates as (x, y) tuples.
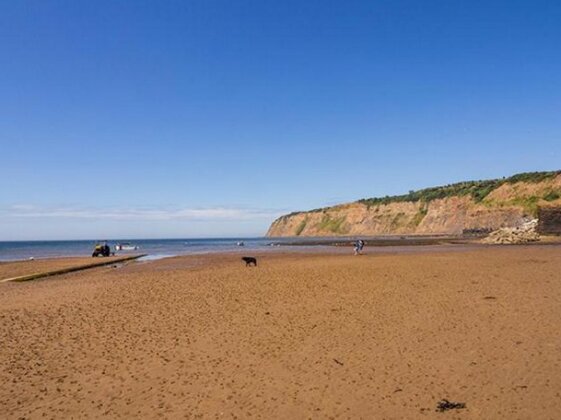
(1, 247), (560, 418)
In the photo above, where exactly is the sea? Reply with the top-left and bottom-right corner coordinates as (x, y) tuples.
(0, 238), (324, 262)
(0, 235), (475, 262)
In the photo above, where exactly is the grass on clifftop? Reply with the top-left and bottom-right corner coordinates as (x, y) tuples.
(357, 170), (561, 207)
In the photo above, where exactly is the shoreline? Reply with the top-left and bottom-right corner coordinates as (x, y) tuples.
(267, 234), (479, 247)
(4, 242), (556, 285)
(3, 241), (561, 284)
(0, 242), (483, 281)
(2, 234), (560, 263)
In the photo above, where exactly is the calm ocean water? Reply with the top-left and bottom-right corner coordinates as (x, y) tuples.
(0, 236), (474, 262)
(0, 238), (339, 262)
(0, 238), (290, 261)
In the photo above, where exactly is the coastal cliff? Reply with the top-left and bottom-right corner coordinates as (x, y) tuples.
(267, 171), (561, 237)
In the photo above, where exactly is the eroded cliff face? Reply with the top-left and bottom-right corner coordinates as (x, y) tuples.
(267, 175), (561, 237)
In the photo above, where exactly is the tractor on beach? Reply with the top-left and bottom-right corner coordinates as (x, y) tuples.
(92, 242), (112, 257)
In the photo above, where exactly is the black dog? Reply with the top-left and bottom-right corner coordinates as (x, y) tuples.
(241, 257), (257, 267)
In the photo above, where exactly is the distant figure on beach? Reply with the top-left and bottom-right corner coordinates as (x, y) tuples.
(354, 239), (365, 255)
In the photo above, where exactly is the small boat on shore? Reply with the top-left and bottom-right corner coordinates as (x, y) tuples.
(115, 243), (139, 251)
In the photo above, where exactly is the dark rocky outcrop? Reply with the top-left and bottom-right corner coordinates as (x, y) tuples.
(538, 207), (561, 235)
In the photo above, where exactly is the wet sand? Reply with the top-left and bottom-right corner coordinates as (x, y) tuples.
(1, 246), (560, 419)
(0, 256), (139, 282)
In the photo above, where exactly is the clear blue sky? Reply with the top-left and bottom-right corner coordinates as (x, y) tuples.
(1, 0), (560, 240)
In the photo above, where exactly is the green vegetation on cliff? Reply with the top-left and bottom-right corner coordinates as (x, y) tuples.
(357, 171), (561, 207)
(294, 218), (308, 236)
(411, 205), (429, 227)
(544, 191), (560, 202)
(508, 196), (541, 216)
(317, 214), (348, 234)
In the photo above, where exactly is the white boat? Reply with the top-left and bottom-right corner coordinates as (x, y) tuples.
(115, 243), (139, 251)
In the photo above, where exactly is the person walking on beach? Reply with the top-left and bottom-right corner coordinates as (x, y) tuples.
(354, 239), (365, 255)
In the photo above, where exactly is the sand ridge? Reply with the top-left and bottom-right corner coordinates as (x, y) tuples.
(0, 256), (135, 282)
(1, 247), (561, 418)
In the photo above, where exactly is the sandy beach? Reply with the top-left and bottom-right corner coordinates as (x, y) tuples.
(1, 246), (561, 419)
